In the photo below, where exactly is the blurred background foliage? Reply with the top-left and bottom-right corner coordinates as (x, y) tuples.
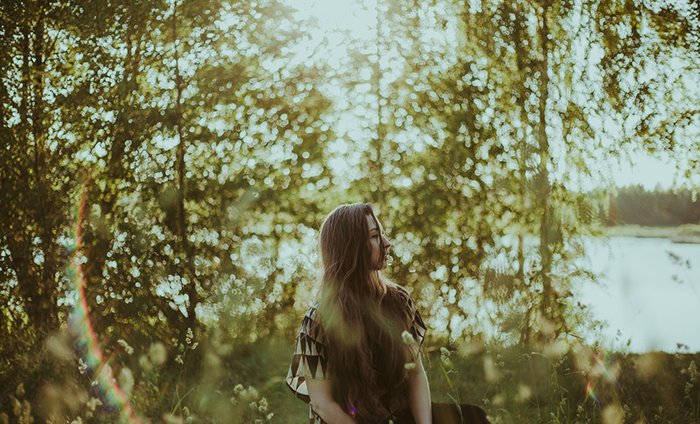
(0, 0), (698, 422)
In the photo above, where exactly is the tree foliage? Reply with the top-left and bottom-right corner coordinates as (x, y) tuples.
(0, 0), (697, 421)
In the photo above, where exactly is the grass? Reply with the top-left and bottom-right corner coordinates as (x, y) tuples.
(2, 332), (699, 423)
(196, 336), (700, 424)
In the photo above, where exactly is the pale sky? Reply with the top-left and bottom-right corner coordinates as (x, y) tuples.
(284, 0), (691, 191)
(608, 151), (678, 189)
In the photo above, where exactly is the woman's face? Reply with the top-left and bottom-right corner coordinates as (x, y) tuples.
(366, 214), (392, 270)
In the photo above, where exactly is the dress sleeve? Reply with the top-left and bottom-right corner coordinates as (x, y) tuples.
(285, 305), (329, 403)
(399, 286), (427, 348)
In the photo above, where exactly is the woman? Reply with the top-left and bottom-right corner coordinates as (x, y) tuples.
(286, 203), (432, 423)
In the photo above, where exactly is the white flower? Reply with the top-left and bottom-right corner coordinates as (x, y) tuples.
(86, 397), (102, 412)
(118, 367), (134, 396)
(162, 413), (184, 424)
(138, 354), (153, 372)
(148, 342), (167, 366)
(117, 339), (134, 355)
(241, 386), (258, 402)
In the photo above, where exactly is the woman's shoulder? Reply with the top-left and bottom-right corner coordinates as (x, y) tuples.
(299, 301), (325, 343)
(305, 301), (320, 317)
(388, 283), (415, 303)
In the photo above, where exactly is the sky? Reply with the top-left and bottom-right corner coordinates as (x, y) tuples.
(608, 150), (678, 189)
(283, 0), (691, 191)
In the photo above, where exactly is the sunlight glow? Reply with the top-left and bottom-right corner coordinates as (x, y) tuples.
(287, 0), (375, 39)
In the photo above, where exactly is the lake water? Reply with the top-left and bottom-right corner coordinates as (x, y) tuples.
(576, 236), (700, 353)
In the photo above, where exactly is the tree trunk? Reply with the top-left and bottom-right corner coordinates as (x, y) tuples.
(536, 0), (555, 343)
(172, 1), (199, 341)
(371, 0), (385, 205)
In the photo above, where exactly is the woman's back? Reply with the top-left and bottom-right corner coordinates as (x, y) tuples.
(286, 283), (427, 423)
(285, 203), (432, 423)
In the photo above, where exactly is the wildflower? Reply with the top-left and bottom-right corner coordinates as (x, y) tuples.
(401, 331), (415, 345)
(21, 400), (31, 421)
(241, 386), (258, 402)
(78, 358), (88, 374)
(46, 335), (74, 361)
(266, 412), (274, 421)
(491, 393), (505, 406)
(234, 384), (245, 394)
(217, 343), (233, 355)
(543, 339), (569, 358)
(205, 351), (221, 369)
(162, 413), (184, 424)
(11, 397), (21, 416)
(118, 367), (134, 396)
(86, 397), (102, 412)
(514, 384), (532, 403)
(117, 339), (134, 355)
(15, 384), (24, 398)
(483, 356), (500, 382)
(258, 397), (268, 412)
(139, 354), (153, 372)
(440, 348), (452, 366)
(148, 342), (167, 366)
(602, 403), (623, 424)
(404, 362), (416, 370)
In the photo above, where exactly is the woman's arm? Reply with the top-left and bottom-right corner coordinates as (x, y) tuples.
(408, 353), (432, 424)
(307, 379), (355, 424)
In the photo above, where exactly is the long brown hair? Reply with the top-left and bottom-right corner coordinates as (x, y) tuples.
(312, 203), (413, 422)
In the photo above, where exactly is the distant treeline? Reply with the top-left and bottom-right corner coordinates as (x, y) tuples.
(598, 185), (700, 227)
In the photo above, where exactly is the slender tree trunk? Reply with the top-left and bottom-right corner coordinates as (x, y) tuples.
(172, 1), (199, 339)
(371, 0), (385, 205)
(33, 0), (60, 332)
(512, 5), (532, 345)
(82, 10), (142, 333)
(536, 0), (555, 342)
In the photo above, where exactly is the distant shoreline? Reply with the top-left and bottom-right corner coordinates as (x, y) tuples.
(599, 224), (700, 244)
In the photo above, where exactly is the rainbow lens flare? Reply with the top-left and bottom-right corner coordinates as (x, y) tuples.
(585, 348), (617, 404)
(68, 185), (143, 423)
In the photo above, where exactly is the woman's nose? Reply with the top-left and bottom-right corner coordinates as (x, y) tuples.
(382, 236), (391, 248)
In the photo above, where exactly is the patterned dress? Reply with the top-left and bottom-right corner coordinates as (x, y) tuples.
(285, 285), (427, 423)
